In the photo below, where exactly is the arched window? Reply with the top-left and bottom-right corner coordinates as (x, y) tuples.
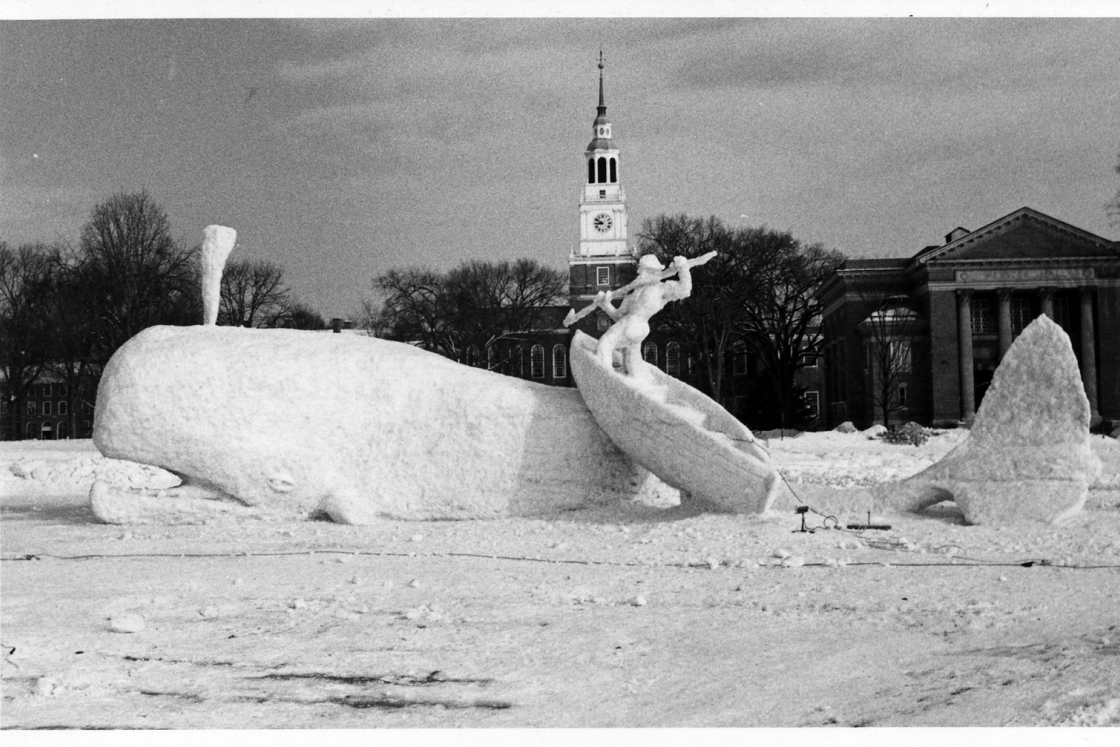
(609, 158), (617, 183)
(588, 158), (596, 184)
(487, 346), (496, 370)
(597, 157), (607, 183)
(40, 423), (53, 440)
(530, 345), (546, 379)
(513, 346), (524, 377)
(552, 344), (568, 380)
(642, 341), (658, 368)
(25, 423), (35, 438)
(466, 345), (479, 367)
(666, 342), (681, 376)
(57, 420), (69, 439)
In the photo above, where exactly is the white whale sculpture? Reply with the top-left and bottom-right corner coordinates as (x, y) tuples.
(90, 325), (672, 524)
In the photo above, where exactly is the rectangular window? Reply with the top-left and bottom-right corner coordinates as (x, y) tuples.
(971, 298), (992, 334)
(596, 267), (610, 286)
(599, 190), (606, 198)
(1011, 297), (1031, 334)
(42, 401), (52, 416)
(57, 383), (68, 398)
(889, 341), (912, 373)
(732, 352), (747, 376)
(596, 312), (610, 331)
(58, 400), (68, 415)
(530, 345), (545, 379)
(666, 343), (681, 377)
(82, 420), (91, 435)
(1053, 296), (1071, 331)
(43, 384), (52, 397)
(898, 383), (909, 407)
(28, 401), (36, 415)
(552, 345), (568, 379)
(803, 390), (820, 420)
(798, 353), (817, 367)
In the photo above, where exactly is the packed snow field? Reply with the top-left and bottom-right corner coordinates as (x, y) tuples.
(2, 432), (1119, 729)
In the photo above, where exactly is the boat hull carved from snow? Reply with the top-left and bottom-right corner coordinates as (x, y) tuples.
(570, 331), (780, 513)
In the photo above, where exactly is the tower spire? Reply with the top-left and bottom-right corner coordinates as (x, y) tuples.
(597, 50), (606, 115)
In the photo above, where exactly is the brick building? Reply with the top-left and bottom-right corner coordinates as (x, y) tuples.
(466, 56), (823, 429)
(818, 207), (1120, 429)
(1, 375), (97, 441)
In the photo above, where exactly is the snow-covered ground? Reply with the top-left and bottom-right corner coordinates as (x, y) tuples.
(3, 432), (1119, 730)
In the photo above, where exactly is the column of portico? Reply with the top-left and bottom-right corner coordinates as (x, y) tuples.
(957, 289), (976, 424)
(997, 288), (1014, 359)
(1080, 287), (1101, 425)
(1040, 287), (1055, 319)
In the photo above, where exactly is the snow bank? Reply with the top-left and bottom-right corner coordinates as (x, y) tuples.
(3, 442), (177, 494)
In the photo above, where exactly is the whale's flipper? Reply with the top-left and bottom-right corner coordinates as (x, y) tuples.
(89, 480), (260, 525)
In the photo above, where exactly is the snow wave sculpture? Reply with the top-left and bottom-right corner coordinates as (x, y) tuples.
(90, 325), (673, 524)
(876, 315), (1101, 525)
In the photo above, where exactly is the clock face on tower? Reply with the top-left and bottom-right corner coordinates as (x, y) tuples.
(593, 213), (613, 233)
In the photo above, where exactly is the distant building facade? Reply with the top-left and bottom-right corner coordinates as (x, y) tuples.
(462, 57), (822, 430)
(818, 207), (1120, 429)
(1, 375), (97, 441)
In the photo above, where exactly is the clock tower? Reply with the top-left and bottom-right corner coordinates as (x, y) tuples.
(569, 53), (637, 331)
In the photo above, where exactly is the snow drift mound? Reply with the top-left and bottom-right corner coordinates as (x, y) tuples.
(6, 451), (178, 493)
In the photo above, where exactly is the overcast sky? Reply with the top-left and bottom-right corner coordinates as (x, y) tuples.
(2, 11), (1118, 318)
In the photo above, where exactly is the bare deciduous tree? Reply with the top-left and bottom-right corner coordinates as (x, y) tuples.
(370, 267), (458, 355)
(277, 302), (328, 330)
(639, 215), (844, 427)
(369, 259), (566, 365)
(77, 191), (198, 364)
(218, 258), (291, 328)
(637, 214), (739, 403)
(855, 290), (922, 426)
(733, 232), (845, 430)
(0, 241), (58, 438)
(445, 259), (567, 359)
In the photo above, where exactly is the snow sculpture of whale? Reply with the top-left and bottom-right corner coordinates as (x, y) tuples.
(90, 325), (672, 524)
(875, 315), (1101, 525)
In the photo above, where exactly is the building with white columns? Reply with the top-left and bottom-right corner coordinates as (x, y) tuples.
(818, 207), (1120, 429)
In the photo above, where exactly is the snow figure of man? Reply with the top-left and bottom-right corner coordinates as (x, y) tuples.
(596, 254), (692, 376)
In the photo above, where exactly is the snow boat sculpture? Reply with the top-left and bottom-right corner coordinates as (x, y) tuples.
(569, 331), (780, 513)
(564, 253), (779, 513)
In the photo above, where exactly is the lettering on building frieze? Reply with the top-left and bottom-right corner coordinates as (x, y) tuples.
(955, 268), (1095, 285)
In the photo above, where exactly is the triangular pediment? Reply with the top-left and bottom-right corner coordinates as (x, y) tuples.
(918, 207), (1120, 265)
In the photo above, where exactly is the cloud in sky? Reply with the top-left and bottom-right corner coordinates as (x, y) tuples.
(1, 17), (1117, 317)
